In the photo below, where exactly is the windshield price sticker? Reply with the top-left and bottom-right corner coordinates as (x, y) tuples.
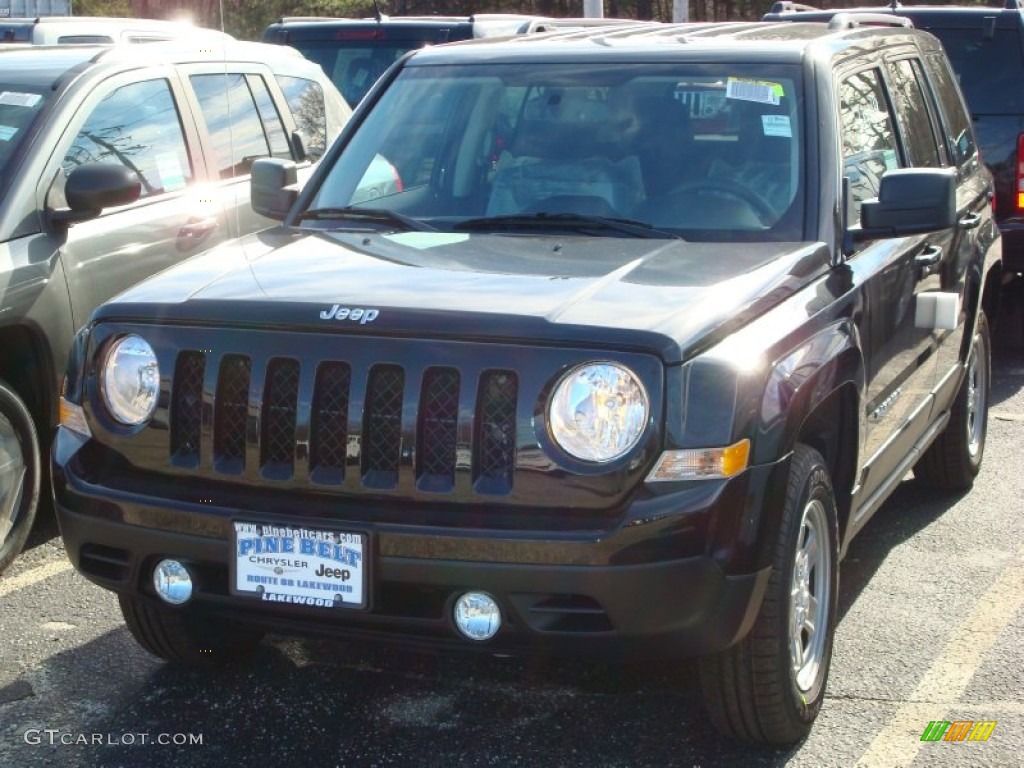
(0, 91), (42, 108)
(233, 522), (366, 608)
(726, 78), (783, 105)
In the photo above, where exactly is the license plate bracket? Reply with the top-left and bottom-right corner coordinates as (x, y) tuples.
(231, 521), (367, 610)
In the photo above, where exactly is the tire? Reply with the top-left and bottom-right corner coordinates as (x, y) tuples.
(915, 313), (990, 491)
(119, 595), (264, 666)
(0, 380), (41, 574)
(698, 444), (839, 745)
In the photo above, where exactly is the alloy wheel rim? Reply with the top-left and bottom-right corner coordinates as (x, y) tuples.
(966, 332), (986, 458)
(0, 413), (27, 544)
(790, 497), (831, 692)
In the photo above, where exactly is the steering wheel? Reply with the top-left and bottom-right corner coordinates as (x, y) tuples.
(664, 179), (777, 224)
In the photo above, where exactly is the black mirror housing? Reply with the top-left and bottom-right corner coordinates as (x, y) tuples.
(251, 158), (299, 221)
(51, 163), (142, 225)
(855, 167), (957, 240)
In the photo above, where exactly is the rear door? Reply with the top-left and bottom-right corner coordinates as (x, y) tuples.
(916, 51), (994, 404)
(180, 65), (300, 240)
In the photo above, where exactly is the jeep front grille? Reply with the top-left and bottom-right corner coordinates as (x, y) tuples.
(170, 351), (204, 467)
(261, 358), (300, 478)
(309, 362), (350, 485)
(213, 355), (250, 474)
(170, 352), (518, 495)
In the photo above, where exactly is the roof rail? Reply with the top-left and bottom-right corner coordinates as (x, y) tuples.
(522, 16), (646, 34)
(768, 1), (821, 13)
(828, 12), (913, 30)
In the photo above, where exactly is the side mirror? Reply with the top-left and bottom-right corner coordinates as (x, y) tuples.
(853, 167), (956, 242)
(251, 158), (299, 221)
(51, 163), (142, 225)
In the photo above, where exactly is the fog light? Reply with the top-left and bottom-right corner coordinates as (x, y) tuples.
(153, 559), (193, 605)
(453, 591), (501, 641)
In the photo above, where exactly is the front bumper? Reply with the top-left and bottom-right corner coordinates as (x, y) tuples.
(53, 432), (786, 661)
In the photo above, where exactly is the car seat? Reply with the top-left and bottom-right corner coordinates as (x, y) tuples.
(486, 92), (644, 217)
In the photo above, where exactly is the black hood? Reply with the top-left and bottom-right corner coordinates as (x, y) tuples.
(100, 229), (829, 363)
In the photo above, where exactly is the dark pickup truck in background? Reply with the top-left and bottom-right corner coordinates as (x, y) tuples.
(262, 13), (639, 106)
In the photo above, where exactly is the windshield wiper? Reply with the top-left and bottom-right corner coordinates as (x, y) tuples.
(453, 213), (680, 239)
(296, 206), (436, 232)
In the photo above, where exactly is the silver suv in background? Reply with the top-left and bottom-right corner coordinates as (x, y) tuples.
(0, 40), (350, 572)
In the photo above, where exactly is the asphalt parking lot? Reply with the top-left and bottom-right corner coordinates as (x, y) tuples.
(1, 294), (1022, 768)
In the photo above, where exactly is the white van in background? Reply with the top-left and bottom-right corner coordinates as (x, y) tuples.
(0, 15), (233, 44)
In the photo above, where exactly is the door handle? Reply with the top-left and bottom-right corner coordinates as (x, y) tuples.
(178, 217), (219, 240)
(958, 212), (981, 230)
(915, 245), (942, 277)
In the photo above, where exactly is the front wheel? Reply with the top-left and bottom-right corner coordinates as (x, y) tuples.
(0, 380), (41, 574)
(915, 313), (990, 491)
(698, 444), (839, 744)
(119, 595), (264, 666)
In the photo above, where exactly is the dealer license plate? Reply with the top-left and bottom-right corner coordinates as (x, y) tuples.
(232, 522), (366, 609)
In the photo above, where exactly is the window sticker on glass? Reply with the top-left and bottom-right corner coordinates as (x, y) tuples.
(0, 125), (17, 141)
(0, 91), (42, 108)
(155, 152), (187, 192)
(726, 78), (782, 105)
(762, 115), (792, 138)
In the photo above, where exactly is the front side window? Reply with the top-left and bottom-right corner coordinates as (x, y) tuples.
(191, 73), (279, 179)
(61, 78), (193, 200)
(839, 69), (902, 227)
(307, 62), (806, 242)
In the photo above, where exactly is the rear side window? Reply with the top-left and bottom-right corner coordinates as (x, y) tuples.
(839, 68), (902, 227)
(276, 75), (328, 159)
(922, 27), (1024, 114)
(887, 58), (942, 168)
(61, 79), (193, 200)
(190, 73), (289, 179)
(923, 53), (978, 170)
(0, 26), (32, 42)
(57, 35), (115, 44)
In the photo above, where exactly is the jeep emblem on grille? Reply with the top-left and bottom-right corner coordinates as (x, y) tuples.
(319, 305), (379, 323)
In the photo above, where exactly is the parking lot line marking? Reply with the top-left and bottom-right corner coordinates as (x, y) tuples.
(0, 560), (72, 599)
(856, 547), (1024, 767)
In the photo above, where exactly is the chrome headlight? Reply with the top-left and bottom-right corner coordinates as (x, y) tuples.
(101, 335), (159, 426)
(548, 362), (649, 463)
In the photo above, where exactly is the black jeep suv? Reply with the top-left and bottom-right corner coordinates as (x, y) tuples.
(53, 19), (1001, 745)
(766, 1), (1024, 276)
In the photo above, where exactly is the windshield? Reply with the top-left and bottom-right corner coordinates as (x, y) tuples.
(0, 84), (49, 193)
(307, 62), (806, 241)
